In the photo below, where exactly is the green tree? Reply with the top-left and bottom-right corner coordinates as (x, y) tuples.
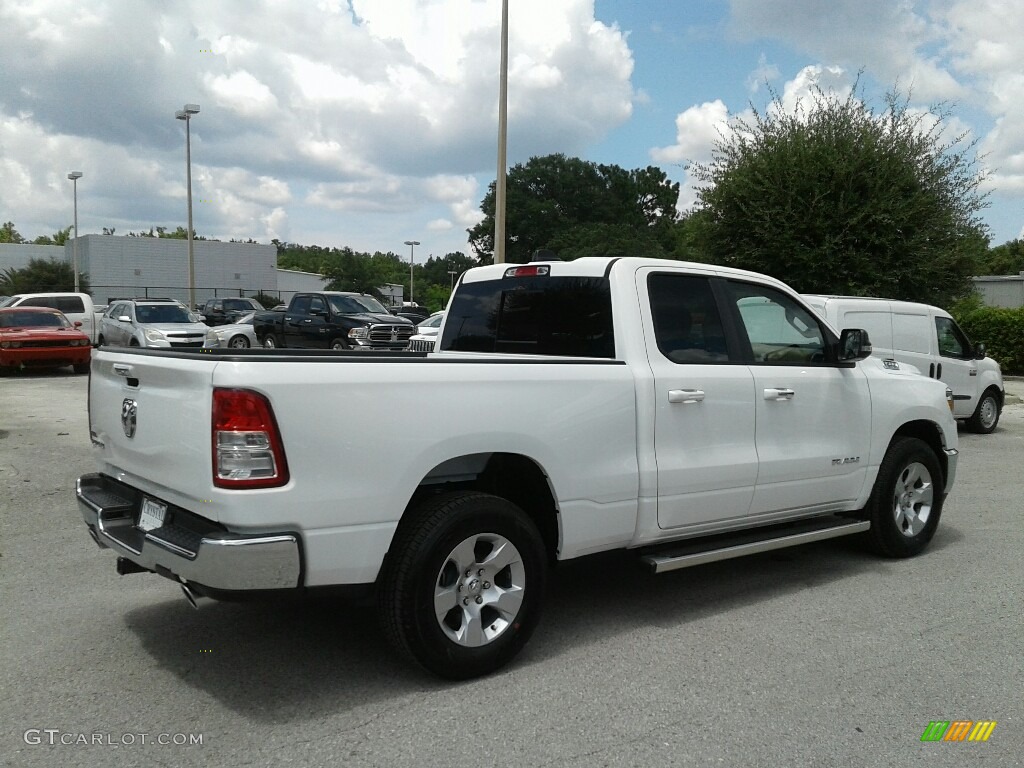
(690, 84), (990, 307)
(469, 154), (681, 263)
(0, 257), (90, 294)
(0, 221), (25, 243)
(322, 247), (396, 300)
(32, 226), (73, 245)
(977, 239), (1024, 275)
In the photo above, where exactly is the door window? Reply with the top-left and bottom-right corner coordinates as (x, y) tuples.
(726, 282), (827, 363)
(647, 274), (731, 363)
(935, 317), (971, 359)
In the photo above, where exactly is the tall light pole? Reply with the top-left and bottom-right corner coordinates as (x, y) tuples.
(67, 171), (83, 292)
(404, 240), (420, 304)
(175, 103), (200, 308)
(448, 270), (458, 294)
(494, 0), (509, 264)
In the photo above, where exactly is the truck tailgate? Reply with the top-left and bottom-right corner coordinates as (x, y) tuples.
(89, 350), (220, 517)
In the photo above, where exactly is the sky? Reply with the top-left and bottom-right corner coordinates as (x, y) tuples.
(1, 0), (1022, 265)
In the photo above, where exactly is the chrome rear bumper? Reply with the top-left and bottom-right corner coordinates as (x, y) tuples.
(77, 473), (301, 591)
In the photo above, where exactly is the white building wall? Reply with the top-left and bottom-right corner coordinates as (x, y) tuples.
(972, 276), (1024, 309)
(73, 235), (277, 305)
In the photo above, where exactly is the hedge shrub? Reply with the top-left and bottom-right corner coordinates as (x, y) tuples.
(954, 307), (1024, 375)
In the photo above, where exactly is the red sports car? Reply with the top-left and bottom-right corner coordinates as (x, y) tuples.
(0, 307), (92, 374)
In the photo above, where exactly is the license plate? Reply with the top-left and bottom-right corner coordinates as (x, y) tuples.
(138, 497), (167, 531)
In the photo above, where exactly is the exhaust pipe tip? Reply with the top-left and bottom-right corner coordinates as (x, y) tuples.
(180, 582), (213, 610)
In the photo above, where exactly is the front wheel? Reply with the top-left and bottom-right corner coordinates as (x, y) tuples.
(966, 388), (1000, 434)
(866, 437), (944, 558)
(330, 339), (348, 351)
(73, 363), (90, 374)
(228, 335), (250, 349)
(262, 334), (280, 349)
(378, 491), (547, 680)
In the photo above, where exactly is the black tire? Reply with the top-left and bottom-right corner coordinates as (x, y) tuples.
(73, 363), (90, 374)
(330, 339), (348, 351)
(228, 335), (250, 349)
(866, 437), (944, 558)
(96, 335), (105, 347)
(262, 334), (280, 349)
(966, 388), (1000, 434)
(129, 338), (140, 347)
(378, 491), (547, 680)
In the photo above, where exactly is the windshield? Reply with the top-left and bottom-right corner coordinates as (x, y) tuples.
(420, 313), (444, 328)
(328, 295), (388, 315)
(0, 310), (70, 328)
(0, 297), (15, 308)
(134, 304), (195, 323)
(224, 298), (257, 311)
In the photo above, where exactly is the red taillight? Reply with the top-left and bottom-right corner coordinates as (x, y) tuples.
(504, 265), (550, 278)
(212, 388), (289, 489)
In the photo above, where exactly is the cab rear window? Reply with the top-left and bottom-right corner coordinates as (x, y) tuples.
(438, 275), (614, 358)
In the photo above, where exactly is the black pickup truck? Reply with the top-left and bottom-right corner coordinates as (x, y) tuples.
(251, 292), (414, 350)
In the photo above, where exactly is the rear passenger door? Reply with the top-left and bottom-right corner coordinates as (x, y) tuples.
(641, 268), (758, 529)
(721, 280), (872, 516)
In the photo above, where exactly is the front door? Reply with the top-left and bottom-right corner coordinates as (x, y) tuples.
(722, 281), (872, 516)
(935, 315), (978, 419)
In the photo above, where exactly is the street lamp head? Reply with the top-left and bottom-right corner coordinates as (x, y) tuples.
(67, 171), (83, 180)
(175, 104), (200, 120)
(404, 240), (420, 247)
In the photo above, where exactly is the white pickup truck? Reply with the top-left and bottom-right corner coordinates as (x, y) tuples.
(78, 257), (959, 679)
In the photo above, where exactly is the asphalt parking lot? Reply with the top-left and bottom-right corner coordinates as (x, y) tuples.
(1, 370), (1022, 767)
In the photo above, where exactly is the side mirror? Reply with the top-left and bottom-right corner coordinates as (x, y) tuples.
(118, 315), (131, 323)
(974, 342), (986, 360)
(838, 328), (873, 362)
(73, 320), (83, 328)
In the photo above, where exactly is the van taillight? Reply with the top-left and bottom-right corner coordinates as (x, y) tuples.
(212, 388), (289, 489)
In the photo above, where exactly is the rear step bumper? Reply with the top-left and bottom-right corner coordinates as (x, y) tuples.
(641, 516), (870, 574)
(77, 473), (301, 591)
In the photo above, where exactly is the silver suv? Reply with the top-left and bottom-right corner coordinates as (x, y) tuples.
(98, 298), (208, 349)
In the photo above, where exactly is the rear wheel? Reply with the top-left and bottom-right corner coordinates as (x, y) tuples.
(378, 491), (547, 680)
(966, 388), (1000, 434)
(866, 437), (944, 557)
(73, 363), (90, 374)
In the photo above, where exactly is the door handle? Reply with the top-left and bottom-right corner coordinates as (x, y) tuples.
(763, 388), (795, 400)
(937, 363), (942, 379)
(668, 389), (705, 404)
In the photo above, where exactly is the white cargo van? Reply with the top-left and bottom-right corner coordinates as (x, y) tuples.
(803, 295), (1005, 433)
(0, 292), (102, 344)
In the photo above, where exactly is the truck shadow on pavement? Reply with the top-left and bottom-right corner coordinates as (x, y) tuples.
(122, 525), (964, 722)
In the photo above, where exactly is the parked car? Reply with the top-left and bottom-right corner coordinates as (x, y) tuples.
(0, 292), (103, 345)
(252, 292), (414, 350)
(0, 307), (92, 374)
(203, 312), (259, 349)
(98, 298), (208, 349)
(200, 297), (264, 327)
(408, 311), (444, 351)
(803, 295), (1005, 433)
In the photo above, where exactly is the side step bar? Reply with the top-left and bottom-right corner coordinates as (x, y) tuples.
(641, 517), (871, 574)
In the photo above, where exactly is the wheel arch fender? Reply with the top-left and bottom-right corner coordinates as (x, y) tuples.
(890, 419), (950, 486)
(400, 451), (560, 565)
